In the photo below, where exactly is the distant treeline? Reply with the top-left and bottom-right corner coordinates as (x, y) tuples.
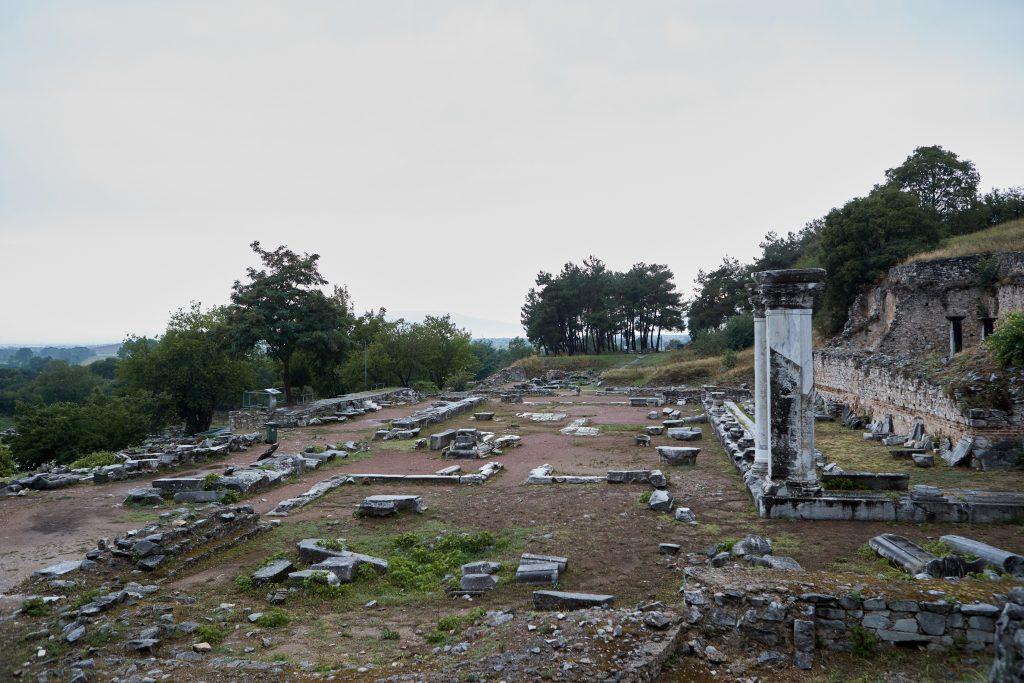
(0, 346), (98, 366)
(0, 242), (533, 472)
(521, 258), (684, 355)
(685, 145), (1024, 355)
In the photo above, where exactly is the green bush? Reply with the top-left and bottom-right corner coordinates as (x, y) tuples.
(254, 608), (290, 628)
(0, 443), (16, 477)
(316, 538), (344, 551)
(638, 490), (652, 504)
(203, 473), (222, 490)
(196, 623), (229, 644)
(69, 450), (120, 469)
(9, 392), (168, 469)
(985, 312), (1024, 367)
(302, 570), (346, 599)
(21, 597), (49, 617)
(379, 628), (400, 641)
(411, 380), (440, 394)
(386, 532), (498, 593)
(721, 349), (738, 369)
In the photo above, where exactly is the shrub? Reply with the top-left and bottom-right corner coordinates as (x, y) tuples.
(721, 349), (737, 369)
(0, 443), (16, 477)
(21, 597), (49, 617)
(851, 626), (877, 657)
(427, 608), (486, 644)
(379, 628), (400, 640)
(203, 473), (222, 490)
(234, 575), (255, 592)
(316, 538), (344, 551)
(386, 532), (498, 593)
(254, 608), (290, 628)
(822, 477), (857, 491)
(302, 570), (346, 599)
(9, 392), (168, 469)
(196, 623), (229, 644)
(411, 380), (440, 394)
(638, 490), (652, 504)
(985, 313), (1024, 368)
(69, 450), (120, 469)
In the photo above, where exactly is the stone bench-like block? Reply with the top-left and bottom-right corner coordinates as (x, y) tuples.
(533, 590), (614, 610)
(657, 446), (700, 465)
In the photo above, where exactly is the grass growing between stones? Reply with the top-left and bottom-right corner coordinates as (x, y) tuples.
(814, 420), (1024, 491)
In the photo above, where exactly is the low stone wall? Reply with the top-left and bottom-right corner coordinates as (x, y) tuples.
(682, 567), (1009, 671)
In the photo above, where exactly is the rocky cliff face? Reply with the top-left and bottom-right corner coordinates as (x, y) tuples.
(835, 252), (1024, 356)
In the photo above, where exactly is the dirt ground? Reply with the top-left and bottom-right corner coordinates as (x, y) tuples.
(2, 390), (1022, 680)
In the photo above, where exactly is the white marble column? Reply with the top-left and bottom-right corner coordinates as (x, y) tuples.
(752, 269), (825, 495)
(748, 286), (770, 476)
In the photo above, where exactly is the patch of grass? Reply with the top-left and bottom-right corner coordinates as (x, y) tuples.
(822, 476), (858, 491)
(69, 450), (119, 469)
(386, 532), (500, 593)
(379, 628), (400, 641)
(203, 473), (222, 490)
(815, 419), (1024, 492)
(426, 607), (486, 644)
(302, 571), (347, 599)
(71, 588), (103, 609)
(234, 574), (255, 592)
(254, 608), (290, 628)
(638, 490), (652, 505)
(316, 538), (344, 551)
(905, 217), (1024, 263)
(597, 423), (649, 433)
(21, 597), (49, 617)
(83, 625), (119, 646)
(850, 625), (877, 657)
(196, 623), (229, 644)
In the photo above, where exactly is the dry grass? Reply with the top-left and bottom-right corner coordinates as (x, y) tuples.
(905, 217), (1024, 263)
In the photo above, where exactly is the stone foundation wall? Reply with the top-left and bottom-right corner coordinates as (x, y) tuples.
(814, 349), (1024, 464)
(682, 576), (1007, 671)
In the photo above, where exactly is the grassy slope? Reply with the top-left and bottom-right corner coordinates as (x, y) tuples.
(905, 216), (1024, 263)
(513, 346), (753, 387)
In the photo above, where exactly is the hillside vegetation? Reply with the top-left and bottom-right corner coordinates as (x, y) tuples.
(904, 217), (1024, 263)
(515, 347), (754, 388)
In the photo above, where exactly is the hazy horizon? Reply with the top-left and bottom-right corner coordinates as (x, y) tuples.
(3, 1), (1023, 345)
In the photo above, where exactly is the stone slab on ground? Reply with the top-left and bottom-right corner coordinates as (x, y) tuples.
(357, 494), (427, 516)
(533, 590), (614, 610)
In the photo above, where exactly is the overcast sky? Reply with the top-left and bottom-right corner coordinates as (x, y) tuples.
(2, 1), (1022, 344)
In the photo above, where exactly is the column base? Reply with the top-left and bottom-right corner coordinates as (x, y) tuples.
(762, 479), (821, 498)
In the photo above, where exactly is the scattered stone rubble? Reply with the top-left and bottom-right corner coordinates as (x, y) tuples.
(3, 430), (261, 496)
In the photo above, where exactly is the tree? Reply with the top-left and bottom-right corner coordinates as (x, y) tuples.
(816, 187), (946, 333)
(120, 304), (255, 433)
(884, 145), (980, 227)
(419, 315), (478, 389)
(982, 187), (1024, 226)
(685, 257), (749, 337)
(9, 392), (168, 469)
(28, 361), (104, 405)
(226, 242), (349, 404)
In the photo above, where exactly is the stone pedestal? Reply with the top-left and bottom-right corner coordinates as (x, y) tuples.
(748, 286), (771, 476)
(751, 269), (825, 496)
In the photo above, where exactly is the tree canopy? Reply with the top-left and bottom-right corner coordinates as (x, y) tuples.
(521, 258), (683, 355)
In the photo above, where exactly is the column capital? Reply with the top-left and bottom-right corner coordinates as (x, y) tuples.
(746, 283), (766, 317)
(752, 268), (825, 310)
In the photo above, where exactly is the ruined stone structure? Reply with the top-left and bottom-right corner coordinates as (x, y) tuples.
(815, 253), (1024, 469)
(750, 268), (826, 497)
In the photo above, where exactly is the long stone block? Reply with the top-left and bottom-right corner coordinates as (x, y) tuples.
(533, 590), (614, 610)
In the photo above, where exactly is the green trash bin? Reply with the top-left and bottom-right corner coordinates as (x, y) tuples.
(264, 421), (278, 445)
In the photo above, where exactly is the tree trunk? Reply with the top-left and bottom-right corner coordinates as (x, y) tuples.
(281, 356), (293, 405)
